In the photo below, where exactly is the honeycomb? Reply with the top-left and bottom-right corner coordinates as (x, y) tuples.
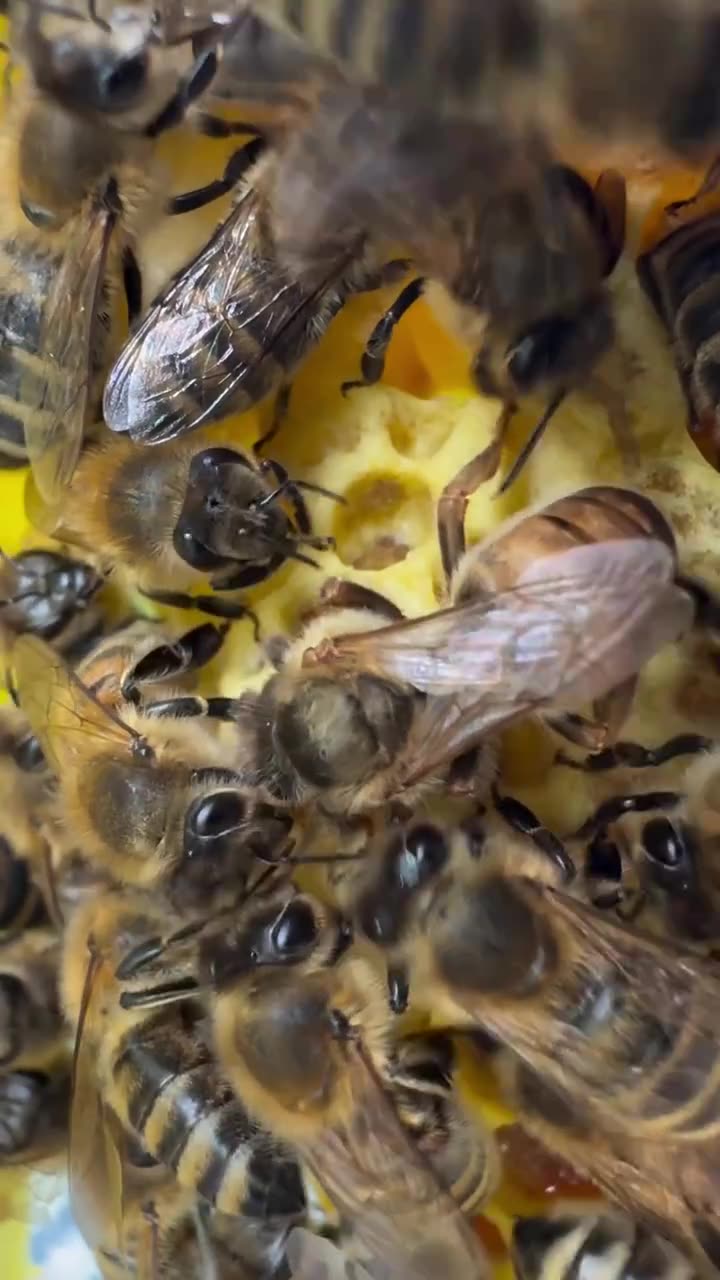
(1, 25), (720, 1278)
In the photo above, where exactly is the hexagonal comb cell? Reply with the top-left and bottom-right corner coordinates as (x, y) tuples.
(333, 472), (433, 570)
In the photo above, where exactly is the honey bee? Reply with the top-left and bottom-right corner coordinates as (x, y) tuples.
(63, 888), (307, 1249)
(260, 95), (626, 488)
(28, 434), (336, 622)
(1, 0), (263, 503)
(512, 1206), (697, 1280)
(123, 885), (495, 1280)
(0, 547), (105, 656)
(0, 1064), (70, 1166)
(0, 926), (64, 1071)
(250, 0), (720, 162)
(637, 164), (720, 474)
(102, 139), (410, 443)
(11, 633), (294, 905)
(238, 488), (692, 819)
(569, 744), (720, 949)
(383, 843), (720, 1277)
(0, 701), (54, 934)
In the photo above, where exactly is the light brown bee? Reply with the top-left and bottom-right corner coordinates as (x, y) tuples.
(12, 633), (293, 906)
(62, 887), (307, 1258)
(122, 884), (495, 1280)
(236, 486), (692, 820)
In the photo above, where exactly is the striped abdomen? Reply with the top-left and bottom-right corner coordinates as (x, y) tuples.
(513, 1212), (696, 1280)
(638, 212), (720, 463)
(104, 1007), (306, 1222)
(0, 233), (61, 467)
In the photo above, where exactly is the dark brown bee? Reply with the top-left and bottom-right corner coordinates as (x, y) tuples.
(376, 841), (720, 1277)
(1, 0), (264, 502)
(0, 547), (104, 656)
(251, 0), (720, 161)
(637, 166), (720, 473)
(513, 1206), (698, 1280)
(268, 99), (626, 488)
(29, 435), (335, 623)
(103, 141), (409, 444)
(0, 1066), (70, 1166)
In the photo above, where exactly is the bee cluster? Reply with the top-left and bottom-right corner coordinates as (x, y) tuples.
(4, 2), (720, 1279)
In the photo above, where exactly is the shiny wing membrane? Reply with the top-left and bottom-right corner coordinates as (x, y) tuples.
(11, 634), (137, 775)
(304, 1043), (489, 1280)
(23, 196), (115, 505)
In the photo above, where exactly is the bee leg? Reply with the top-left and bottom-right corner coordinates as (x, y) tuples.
(543, 710), (610, 752)
(569, 791), (682, 840)
(193, 112), (266, 139)
(142, 695), (239, 722)
(253, 384), (291, 457)
(121, 622), (229, 702)
(166, 138), (265, 215)
(387, 966), (410, 1015)
(493, 788), (575, 881)
(254, 458), (338, 549)
(340, 276), (426, 396)
(316, 578), (404, 623)
(437, 406), (515, 584)
(122, 247), (143, 327)
(138, 587), (261, 639)
(144, 43), (227, 138)
(557, 733), (712, 773)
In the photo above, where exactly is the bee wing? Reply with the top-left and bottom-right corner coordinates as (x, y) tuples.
(23, 196), (114, 505)
(104, 164), (348, 443)
(287, 1227), (373, 1280)
(69, 944), (124, 1257)
(11, 634), (137, 776)
(304, 1043), (488, 1280)
(326, 538), (688, 701)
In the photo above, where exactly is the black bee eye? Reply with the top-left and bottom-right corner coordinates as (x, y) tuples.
(186, 791), (246, 841)
(397, 825), (448, 888)
(272, 902), (318, 955)
(97, 51), (148, 110)
(643, 818), (687, 868)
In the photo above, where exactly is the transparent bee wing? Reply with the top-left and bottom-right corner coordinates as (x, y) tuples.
(69, 943), (125, 1258)
(320, 539), (689, 703)
(11, 634), (137, 777)
(303, 1044), (489, 1280)
(104, 160), (351, 443)
(23, 194), (114, 505)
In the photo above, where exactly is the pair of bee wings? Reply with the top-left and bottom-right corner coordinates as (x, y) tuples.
(298, 1041), (489, 1280)
(103, 155), (356, 443)
(23, 192), (115, 508)
(316, 538), (691, 786)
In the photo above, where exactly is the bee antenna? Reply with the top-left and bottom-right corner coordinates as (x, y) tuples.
(496, 389), (567, 496)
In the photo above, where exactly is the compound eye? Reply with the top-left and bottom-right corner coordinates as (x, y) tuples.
(97, 50), (148, 111)
(187, 791), (246, 841)
(400, 825), (449, 887)
(272, 901), (318, 956)
(643, 817), (686, 868)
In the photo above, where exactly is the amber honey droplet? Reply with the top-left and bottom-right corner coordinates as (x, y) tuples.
(497, 1123), (599, 1204)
